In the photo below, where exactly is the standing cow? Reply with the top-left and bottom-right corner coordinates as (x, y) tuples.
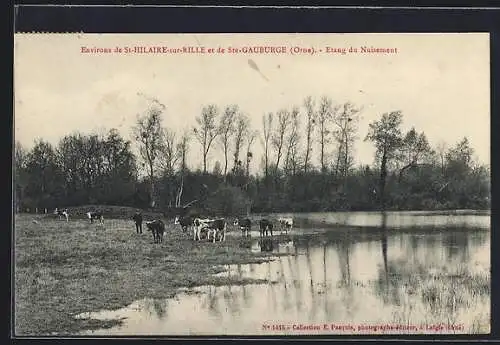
(259, 219), (273, 237)
(233, 218), (251, 237)
(174, 215), (194, 233)
(87, 211), (104, 224)
(146, 220), (165, 243)
(54, 208), (69, 222)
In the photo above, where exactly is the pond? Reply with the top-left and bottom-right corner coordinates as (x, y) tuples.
(76, 211), (490, 335)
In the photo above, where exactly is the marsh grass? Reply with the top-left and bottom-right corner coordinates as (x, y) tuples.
(375, 259), (490, 334)
(14, 214), (282, 336)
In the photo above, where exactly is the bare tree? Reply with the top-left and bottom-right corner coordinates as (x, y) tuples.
(233, 113), (250, 170)
(246, 130), (258, 177)
(284, 106), (301, 176)
(177, 130), (190, 174)
(436, 141), (448, 176)
(173, 130), (191, 207)
(333, 102), (362, 179)
(219, 105), (238, 181)
(159, 129), (179, 175)
(303, 96), (316, 173)
(261, 113), (273, 177)
(317, 96), (337, 172)
(193, 104), (220, 173)
(272, 108), (292, 173)
(132, 102), (166, 208)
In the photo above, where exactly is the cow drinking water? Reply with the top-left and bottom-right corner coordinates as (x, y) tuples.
(146, 219), (165, 244)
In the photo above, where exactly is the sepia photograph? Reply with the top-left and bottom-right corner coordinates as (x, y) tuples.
(13, 33), (491, 336)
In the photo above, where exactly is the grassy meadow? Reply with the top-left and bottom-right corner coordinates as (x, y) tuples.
(14, 211), (282, 336)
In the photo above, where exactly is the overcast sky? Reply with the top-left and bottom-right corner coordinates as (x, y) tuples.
(14, 33), (490, 174)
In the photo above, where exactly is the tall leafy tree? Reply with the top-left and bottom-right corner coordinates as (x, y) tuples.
(365, 111), (404, 209)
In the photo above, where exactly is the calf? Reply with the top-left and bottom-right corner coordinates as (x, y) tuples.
(54, 208), (69, 222)
(87, 211), (104, 224)
(259, 219), (274, 237)
(145, 219), (165, 243)
(174, 215), (194, 233)
(233, 218), (251, 237)
(278, 217), (293, 233)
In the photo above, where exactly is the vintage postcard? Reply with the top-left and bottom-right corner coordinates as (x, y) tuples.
(13, 33), (491, 336)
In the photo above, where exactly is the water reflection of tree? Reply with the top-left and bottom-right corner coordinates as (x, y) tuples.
(143, 298), (168, 320)
(374, 211), (402, 306)
(442, 231), (469, 263)
(323, 242), (330, 318)
(266, 260), (278, 313)
(293, 243), (303, 312)
(335, 235), (355, 318)
(205, 285), (222, 318)
(278, 248), (292, 312)
(305, 239), (321, 320)
(372, 214), (487, 328)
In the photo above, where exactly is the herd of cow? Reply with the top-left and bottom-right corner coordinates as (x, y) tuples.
(51, 207), (294, 244)
(174, 215), (293, 243)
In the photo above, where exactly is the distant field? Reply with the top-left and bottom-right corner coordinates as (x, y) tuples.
(32, 205), (166, 220)
(14, 213), (285, 336)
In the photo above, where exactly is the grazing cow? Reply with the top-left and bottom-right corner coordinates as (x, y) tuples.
(205, 218), (227, 243)
(259, 219), (274, 237)
(174, 215), (194, 233)
(233, 218), (251, 237)
(278, 217), (293, 233)
(145, 219), (165, 243)
(87, 211), (104, 224)
(132, 211), (143, 234)
(54, 208), (69, 222)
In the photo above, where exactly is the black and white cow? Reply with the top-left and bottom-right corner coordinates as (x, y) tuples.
(145, 219), (166, 243)
(86, 211), (104, 224)
(205, 218), (227, 243)
(53, 208), (69, 222)
(193, 218), (226, 242)
(174, 215), (194, 233)
(259, 219), (274, 237)
(233, 218), (251, 237)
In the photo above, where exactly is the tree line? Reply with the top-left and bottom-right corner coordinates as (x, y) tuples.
(14, 95), (490, 215)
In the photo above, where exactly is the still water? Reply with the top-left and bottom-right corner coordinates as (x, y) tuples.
(76, 211), (490, 335)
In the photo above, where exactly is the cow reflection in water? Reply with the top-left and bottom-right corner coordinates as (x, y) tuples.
(259, 238), (274, 252)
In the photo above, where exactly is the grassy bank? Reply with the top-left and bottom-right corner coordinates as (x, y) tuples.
(14, 214), (287, 336)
